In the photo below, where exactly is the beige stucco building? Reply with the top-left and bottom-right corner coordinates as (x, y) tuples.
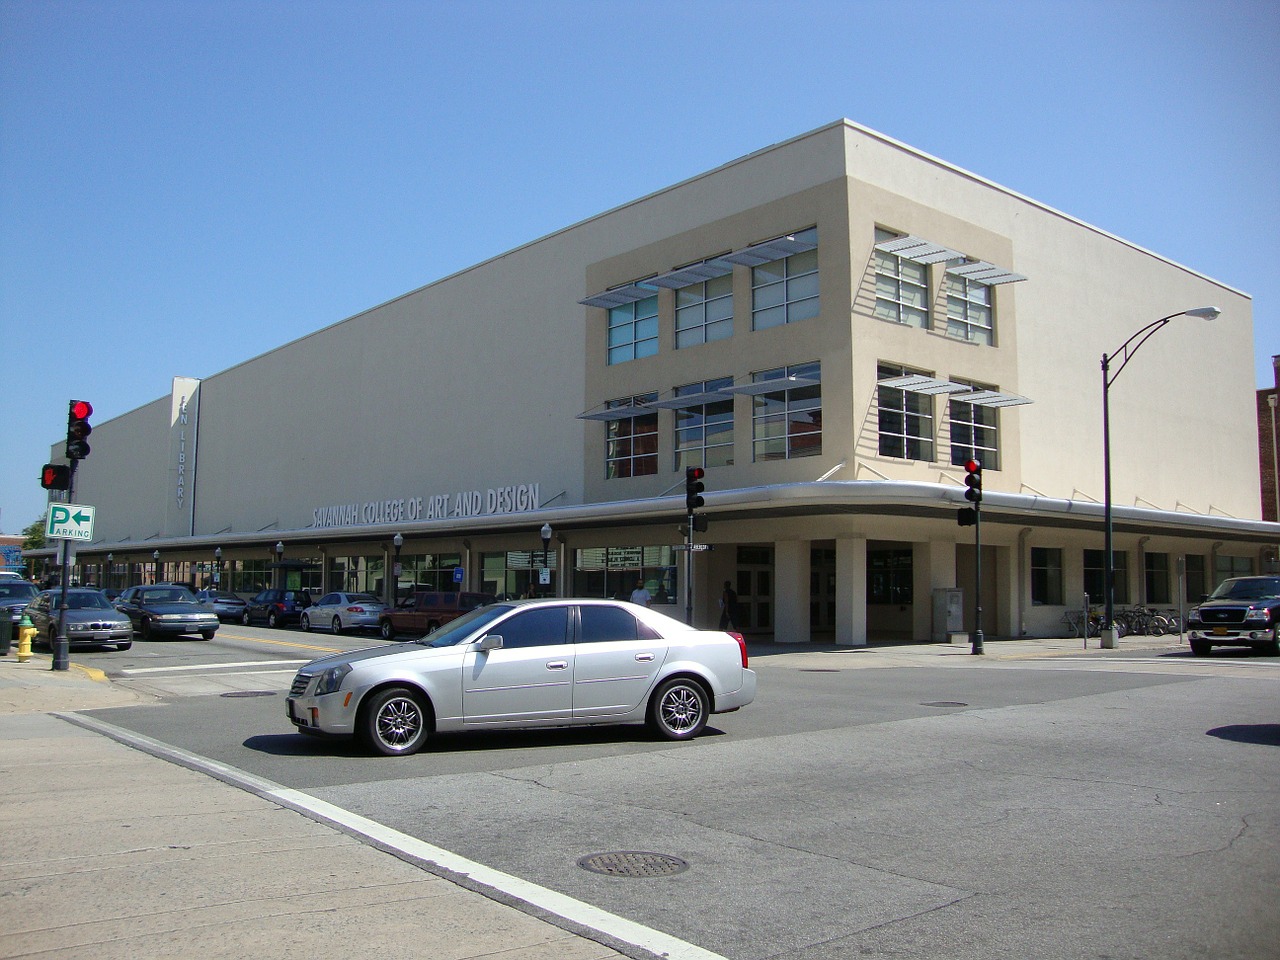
(44, 120), (1273, 643)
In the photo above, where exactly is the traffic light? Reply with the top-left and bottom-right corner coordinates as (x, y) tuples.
(65, 399), (93, 460)
(684, 466), (705, 513)
(957, 506), (977, 527)
(964, 458), (982, 503)
(40, 463), (70, 491)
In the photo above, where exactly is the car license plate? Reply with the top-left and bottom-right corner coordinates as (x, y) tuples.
(1212, 626), (1229, 636)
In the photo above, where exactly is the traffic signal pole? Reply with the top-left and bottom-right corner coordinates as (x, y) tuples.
(963, 459), (984, 656)
(52, 459), (78, 672)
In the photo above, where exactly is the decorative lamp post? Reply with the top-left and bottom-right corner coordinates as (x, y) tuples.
(153, 549), (161, 583)
(1102, 306), (1219, 648)
(106, 553), (113, 591)
(540, 523), (552, 568)
(274, 542), (284, 589)
(214, 546), (223, 587)
(392, 533), (404, 606)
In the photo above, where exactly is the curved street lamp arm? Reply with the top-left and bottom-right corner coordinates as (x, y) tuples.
(1102, 311), (1183, 387)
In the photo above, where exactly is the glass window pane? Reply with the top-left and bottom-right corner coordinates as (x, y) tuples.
(753, 305), (786, 330)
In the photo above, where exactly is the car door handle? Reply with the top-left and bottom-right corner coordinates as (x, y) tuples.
(635, 653), (655, 662)
(546, 660), (569, 670)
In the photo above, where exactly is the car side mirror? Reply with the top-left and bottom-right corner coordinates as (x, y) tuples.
(475, 634), (503, 652)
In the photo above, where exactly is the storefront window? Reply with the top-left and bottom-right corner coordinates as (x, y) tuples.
(482, 550), (558, 600)
(572, 546), (677, 606)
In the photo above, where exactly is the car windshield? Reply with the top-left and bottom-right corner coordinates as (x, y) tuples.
(140, 588), (197, 604)
(1208, 577), (1280, 601)
(420, 603), (512, 647)
(0, 583), (37, 600)
(55, 592), (113, 611)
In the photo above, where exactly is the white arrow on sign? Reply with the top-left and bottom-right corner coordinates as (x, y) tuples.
(46, 503), (96, 542)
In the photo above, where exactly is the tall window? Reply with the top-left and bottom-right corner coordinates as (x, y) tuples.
(1185, 554), (1207, 601)
(676, 273), (733, 348)
(752, 227), (819, 330)
(605, 394), (658, 478)
(874, 228), (929, 328)
(1084, 549), (1128, 605)
(752, 361), (821, 461)
(878, 362), (934, 461)
(946, 274), (993, 345)
(608, 295), (658, 365)
(868, 549), (913, 605)
(675, 377), (734, 471)
(949, 384), (999, 470)
(1031, 547), (1064, 606)
(1144, 552), (1171, 604)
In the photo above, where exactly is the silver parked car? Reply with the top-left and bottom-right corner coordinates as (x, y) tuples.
(286, 598), (756, 756)
(195, 589), (248, 623)
(25, 588), (134, 650)
(300, 592), (387, 634)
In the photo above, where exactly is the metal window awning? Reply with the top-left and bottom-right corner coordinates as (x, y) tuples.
(579, 282), (660, 309)
(876, 375), (971, 396)
(946, 260), (1026, 285)
(576, 402), (657, 421)
(647, 389), (734, 409)
(877, 375), (1032, 407)
(720, 233), (818, 267)
(724, 375), (821, 396)
(874, 235), (965, 265)
(645, 258), (735, 289)
(957, 389), (1032, 408)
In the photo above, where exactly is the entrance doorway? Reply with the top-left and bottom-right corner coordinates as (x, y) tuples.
(733, 546), (774, 633)
(810, 547), (836, 632)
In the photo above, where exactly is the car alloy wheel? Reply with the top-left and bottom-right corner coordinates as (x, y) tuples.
(362, 687), (429, 756)
(268, 611), (279, 629)
(300, 613), (311, 632)
(648, 677), (708, 741)
(332, 616), (343, 634)
(241, 611), (250, 626)
(379, 620), (394, 640)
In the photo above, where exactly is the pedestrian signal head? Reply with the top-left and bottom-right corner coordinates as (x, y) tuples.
(40, 463), (70, 491)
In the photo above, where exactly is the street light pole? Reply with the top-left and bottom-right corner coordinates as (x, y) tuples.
(1101, 306), (1219, 648)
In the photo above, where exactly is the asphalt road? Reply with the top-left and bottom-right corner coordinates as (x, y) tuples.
(82, 631), (1280, 960)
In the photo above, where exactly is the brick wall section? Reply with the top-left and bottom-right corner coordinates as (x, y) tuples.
(1260, 356), (1280, 522)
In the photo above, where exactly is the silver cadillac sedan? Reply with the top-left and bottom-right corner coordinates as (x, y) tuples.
(286, 597), (756, 756)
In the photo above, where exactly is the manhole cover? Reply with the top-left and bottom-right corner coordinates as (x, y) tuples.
(922, 701), (968, 708)
(577, 851), (689, 878)
(220, 691), (277, 698)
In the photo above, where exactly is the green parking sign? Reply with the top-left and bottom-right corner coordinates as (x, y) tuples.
(46, 503), (95, 541)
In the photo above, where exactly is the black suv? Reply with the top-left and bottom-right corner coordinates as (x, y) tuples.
(1186, 576), (1280, 656)
(243, 589), (312, 629)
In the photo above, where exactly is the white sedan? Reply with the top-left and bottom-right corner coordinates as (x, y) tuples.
(286, 598), (756, 756)
(300, 592), (388, 634)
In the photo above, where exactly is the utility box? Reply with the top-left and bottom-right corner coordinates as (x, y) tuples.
(932, 588), (964, 643)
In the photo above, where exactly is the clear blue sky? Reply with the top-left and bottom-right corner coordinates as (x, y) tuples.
(2, 0), (1276, 535)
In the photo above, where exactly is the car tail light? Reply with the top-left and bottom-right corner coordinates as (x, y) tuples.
(729, 631), (748, 667)
(346, 606), (367, 613)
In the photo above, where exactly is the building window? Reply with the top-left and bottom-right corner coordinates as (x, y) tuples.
(675, 377), (734, 471)
(1144, 552), (1171, 605)
(608, 295), (658, 365)
(874, 228), (929, 328)
(1214, 554), (1254, 585)
(1031, 547), (1064, 606)
(949, 384), (999, 470)
(605, 394), (658, 478)
(572, 546), (678, 605)
(752, 361), (821, 461)
(1184, 554), (1207, 601)
(752, 227), (819, 330)
(877, 362), (935, 461)
(868, 548), (913, 605)
(946, 274), (993, 345)
(1084, 549), (1128, 605)
(676, 272), (733, 348)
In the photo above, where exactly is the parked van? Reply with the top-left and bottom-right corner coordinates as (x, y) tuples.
(378, 590), (496, 639)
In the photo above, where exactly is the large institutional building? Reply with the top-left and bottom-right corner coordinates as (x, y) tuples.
(44, 120), (1271, 643)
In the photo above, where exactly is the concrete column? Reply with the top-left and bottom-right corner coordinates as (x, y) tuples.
(773, 539), (811, 643)
(836, 536), (867, 646)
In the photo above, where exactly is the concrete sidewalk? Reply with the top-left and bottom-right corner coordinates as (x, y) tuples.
(0, 634), (1186, 959)
(0, 654), (660, 960)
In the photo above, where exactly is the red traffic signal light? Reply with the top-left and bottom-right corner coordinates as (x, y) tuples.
(684, 466), (706, 513)
(66, 399), (93, 460)
(964, 458), (982, 503)
(41, 463), (71, 491)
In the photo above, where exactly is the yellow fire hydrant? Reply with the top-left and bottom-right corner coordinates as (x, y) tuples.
(16, 614), (36, 663)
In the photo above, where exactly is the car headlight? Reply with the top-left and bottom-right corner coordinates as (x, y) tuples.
(1244, 607), (1270, 623)
(315, 663), (352, 695)
(68, 622), (90, 632)
(1187, 606), (1201, 622)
